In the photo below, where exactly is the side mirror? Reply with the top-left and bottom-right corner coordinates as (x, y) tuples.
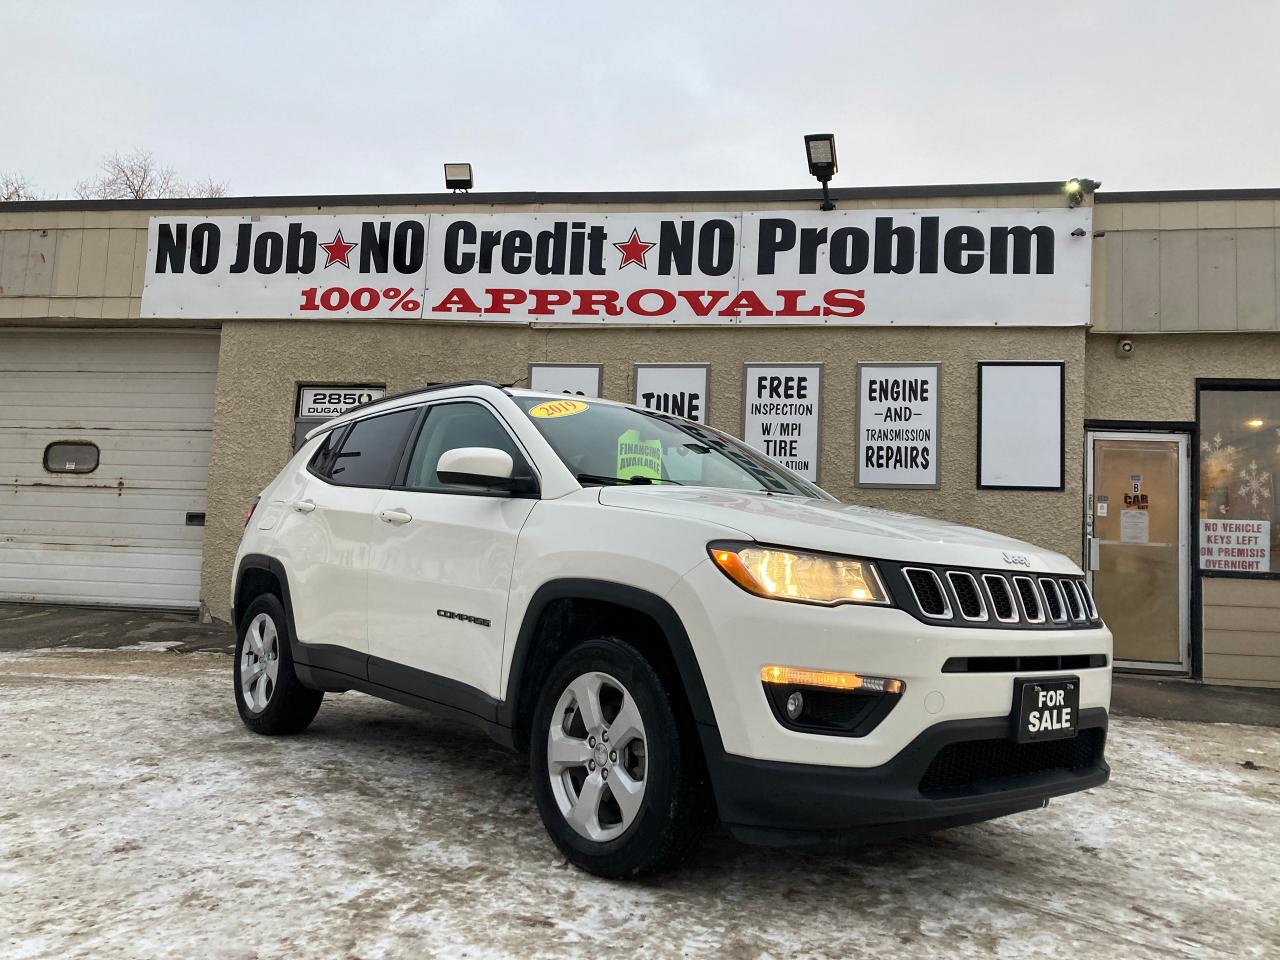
(437, 447), (536, 495)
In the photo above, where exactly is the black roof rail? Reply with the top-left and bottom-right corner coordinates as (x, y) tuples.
(339, 379), (508, 418)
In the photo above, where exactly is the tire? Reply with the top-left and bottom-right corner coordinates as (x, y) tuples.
(234, 593), (323, 735)
(530, 637), (709, 879)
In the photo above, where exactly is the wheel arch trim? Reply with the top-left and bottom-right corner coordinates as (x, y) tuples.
(500, 578), (718, 736)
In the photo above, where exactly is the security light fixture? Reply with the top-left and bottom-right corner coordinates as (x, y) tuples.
(444, 163), (473, 192)
(804, 134), (838, 211)
(1066, 177), (1101, 208)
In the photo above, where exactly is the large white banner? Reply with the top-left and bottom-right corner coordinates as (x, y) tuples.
(742, 364), (822, 481)
(141, 208), (1092, 326)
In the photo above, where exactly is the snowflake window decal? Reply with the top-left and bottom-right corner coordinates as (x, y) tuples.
(1238, 460), (1273, 510)
(1200, 433), (1240, 481)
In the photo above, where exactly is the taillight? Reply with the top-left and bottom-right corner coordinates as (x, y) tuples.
(245, 496), (261, 527)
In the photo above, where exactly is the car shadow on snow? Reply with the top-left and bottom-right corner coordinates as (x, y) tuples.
(283, 691), (1089, 898)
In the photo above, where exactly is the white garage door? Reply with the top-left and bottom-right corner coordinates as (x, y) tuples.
(0, 331), (219, 609)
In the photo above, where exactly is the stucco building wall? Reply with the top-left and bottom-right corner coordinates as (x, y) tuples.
(199, 321), (1086, 621)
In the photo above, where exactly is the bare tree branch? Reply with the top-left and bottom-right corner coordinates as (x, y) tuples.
(0, 172), (39, 201)
(74, 150), (229, 200)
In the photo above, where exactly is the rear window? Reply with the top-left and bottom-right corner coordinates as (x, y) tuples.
(314, 408), (419, 487)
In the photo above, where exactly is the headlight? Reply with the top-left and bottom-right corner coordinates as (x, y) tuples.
(708, 542), (891, 606)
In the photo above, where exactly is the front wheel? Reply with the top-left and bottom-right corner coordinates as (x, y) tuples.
(530, 637), (709, 878)
(234, 594), (323, 735)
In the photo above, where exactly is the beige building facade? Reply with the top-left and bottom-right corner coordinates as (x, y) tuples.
(1, 182), (1278, 687)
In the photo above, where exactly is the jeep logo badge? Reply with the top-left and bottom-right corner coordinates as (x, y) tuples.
(1002, 552), (1032, 567)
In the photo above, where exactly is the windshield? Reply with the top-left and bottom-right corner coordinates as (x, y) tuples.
(514, 396), (831, 498)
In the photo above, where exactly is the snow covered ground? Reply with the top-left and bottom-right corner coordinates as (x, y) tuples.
(1, 647), (1276, 960)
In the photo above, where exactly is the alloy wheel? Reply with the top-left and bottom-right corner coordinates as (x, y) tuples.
(546, 671), (648, 842)
(240, 612), (280, 714)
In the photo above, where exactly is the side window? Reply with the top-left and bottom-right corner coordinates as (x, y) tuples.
(403, 402), (526, 492)
(323, 408), (419, 487)
(308, 425), (349, 480)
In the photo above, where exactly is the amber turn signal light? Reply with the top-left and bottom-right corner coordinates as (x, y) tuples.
(760, 665), (904, 695)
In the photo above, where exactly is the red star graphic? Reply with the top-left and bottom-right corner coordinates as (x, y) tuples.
(613, 228), (655, 270)
(320, 229), (357, 268)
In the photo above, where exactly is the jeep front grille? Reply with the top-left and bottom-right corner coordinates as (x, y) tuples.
(903, 568), (951, 618)
(1060, 578), (1083, 620)
(946, 571), (987, 621)
(892, 565), (1102, 630)
(982, 574), (1018, 622)
(1012, 576), (1044, 623)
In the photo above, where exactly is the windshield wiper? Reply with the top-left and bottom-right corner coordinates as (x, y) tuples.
(575, 473), (682, 486)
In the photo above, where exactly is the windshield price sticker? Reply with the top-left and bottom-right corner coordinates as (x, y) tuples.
(856, 363), (940, 488)
(742, 364), (821, 482)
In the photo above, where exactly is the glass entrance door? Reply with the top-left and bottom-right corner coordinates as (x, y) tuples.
(1086, 432), (1190, 671)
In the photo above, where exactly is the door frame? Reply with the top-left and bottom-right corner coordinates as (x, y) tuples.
(1084, 426), (1192, 673)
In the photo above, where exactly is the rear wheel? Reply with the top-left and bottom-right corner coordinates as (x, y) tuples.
(234, 594), (322, 735)
(530, 637), (708, 878)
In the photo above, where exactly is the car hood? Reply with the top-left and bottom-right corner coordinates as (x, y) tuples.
(598, 487), (1080, 574)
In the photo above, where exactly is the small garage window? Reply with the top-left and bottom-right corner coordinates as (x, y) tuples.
(44, 441), (100, 474)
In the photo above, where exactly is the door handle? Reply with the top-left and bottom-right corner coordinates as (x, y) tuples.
(291, 499), (316, 514)
(1088, 536), (1101, 571)
(378, 508), (413, 525)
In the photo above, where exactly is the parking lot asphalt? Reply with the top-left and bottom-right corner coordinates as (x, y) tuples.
(1, 603), (1278, 959)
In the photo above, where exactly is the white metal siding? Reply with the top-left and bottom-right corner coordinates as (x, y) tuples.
(0, 331), (218, 608)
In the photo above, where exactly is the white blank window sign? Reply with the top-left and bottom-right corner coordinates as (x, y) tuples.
(634, 366), (708, 423)
(529, 364), (601, 397)
(978, 363), (1063, 489)
(742, 364), (821, 481)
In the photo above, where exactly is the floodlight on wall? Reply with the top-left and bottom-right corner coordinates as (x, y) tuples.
(444, 163), (473, 192)
(804, 134), (838, 211)
(1065, 177), (1101, 208)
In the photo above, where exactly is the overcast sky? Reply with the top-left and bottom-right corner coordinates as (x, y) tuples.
(4, 1), (1278, 199)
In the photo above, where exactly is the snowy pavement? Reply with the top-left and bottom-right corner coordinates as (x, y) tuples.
(1, 647), (1277, 960)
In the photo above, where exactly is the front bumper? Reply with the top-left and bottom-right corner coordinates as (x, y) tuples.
(701, 708), (1110, 848)
(667, 559), (1113, 767)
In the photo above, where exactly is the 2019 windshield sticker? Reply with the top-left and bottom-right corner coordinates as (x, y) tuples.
(529, 399), (589, 419)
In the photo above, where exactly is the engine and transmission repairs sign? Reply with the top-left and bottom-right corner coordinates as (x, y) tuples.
(141, 208), (1092, 326)
(856, 363), (940, 488)
(742, 364), (822, 481)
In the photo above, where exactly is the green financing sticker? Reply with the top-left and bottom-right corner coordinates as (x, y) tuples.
(617, 429), (663, 480)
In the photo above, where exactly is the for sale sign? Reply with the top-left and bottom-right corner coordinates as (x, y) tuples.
(141, 207), (1092, 325)
(1199, 519), (1271, 572)
(741, 364), (822, 481)
(856, 363), (940, 488)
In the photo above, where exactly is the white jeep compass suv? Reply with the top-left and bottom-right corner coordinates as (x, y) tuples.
(232, 380), (1111, 878)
